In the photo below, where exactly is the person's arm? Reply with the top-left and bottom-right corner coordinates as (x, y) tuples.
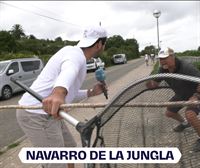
(146, 80), (160, 89)
(146, 66), (163, 89)
(73, 82), (107, 101)
(185, 64), (200, 100)
(43, 60), (79, 118)
(191, 84), (200, 100)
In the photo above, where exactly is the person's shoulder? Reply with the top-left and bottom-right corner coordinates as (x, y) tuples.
(59, 45), (75, 52)
(176, 57), (187, 67)
(63, 46), (85, 63)
(179, 58), (194, 68)
(65, 45), (82, 52)
(58, 46), (82, 56)
(52, 46), (72, 56)
(179, 58), (200, 74)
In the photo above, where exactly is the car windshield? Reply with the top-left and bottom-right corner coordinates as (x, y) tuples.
(96, 58), (100, 62)
(87, 59), (95, 64)
(114, 55), (123, 59)
(0, 62), (9, 74)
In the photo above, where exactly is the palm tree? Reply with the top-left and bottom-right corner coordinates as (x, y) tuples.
(29, 34), (36, 40)
(10, 24), (25, 39)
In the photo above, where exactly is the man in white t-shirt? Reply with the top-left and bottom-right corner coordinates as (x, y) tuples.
(17, 26), (107, 168)
(145, 54), (149, 66)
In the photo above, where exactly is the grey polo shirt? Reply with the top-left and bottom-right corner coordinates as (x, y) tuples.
(158, 57), (200, 99)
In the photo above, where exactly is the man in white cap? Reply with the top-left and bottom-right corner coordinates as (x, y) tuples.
(147, 47), (200, 152)
(17, 26), (108, 168)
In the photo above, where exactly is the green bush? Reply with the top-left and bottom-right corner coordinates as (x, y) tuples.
(103, 53), (113, 67)
(151, 61), (159, 75)
(176, 50), (200, 57)
(193, 62), (200, 71)
(39, 54), (52, 65)
(0, 53), (34, 61)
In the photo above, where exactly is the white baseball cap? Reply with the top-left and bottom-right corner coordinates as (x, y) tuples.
(158, 47), (174, 58)
(77, 26), (107, 48)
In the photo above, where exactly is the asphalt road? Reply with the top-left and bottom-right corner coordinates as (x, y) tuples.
(0, 58), (143, 149)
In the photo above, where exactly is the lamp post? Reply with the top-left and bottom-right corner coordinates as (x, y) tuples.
(153, 10), (161, 54)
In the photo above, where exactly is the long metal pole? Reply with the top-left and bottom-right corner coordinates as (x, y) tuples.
(156, 17), (160, 53)
(10, 78), (79, 127)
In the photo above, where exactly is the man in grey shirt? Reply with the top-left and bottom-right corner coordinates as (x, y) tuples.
(147, 47), (200, 152)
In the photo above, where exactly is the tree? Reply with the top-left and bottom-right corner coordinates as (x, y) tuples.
(10, 24), (25, 39)
(124, 38), (139, 59)
(140, 45), (156, 56)
(105, 35), (125, 49)
(28, 34), (36, 40)
(0, 31), (16, 53)
(55, 36), (62, 42)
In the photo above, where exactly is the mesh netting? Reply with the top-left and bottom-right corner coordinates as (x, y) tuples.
(91, 73), (200, 168)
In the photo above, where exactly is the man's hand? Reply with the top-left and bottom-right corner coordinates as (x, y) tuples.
(189, 96), (198, 101)
(196, 84), (200, 93)
(88, 82), (108, 97)
(191, 92), (200, 101)
(42, 87), (67, 118)
(189, 94), (199, 108)
(146, 80), (159, 89)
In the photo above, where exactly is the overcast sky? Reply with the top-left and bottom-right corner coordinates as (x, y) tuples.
(0, 1), (200, 52)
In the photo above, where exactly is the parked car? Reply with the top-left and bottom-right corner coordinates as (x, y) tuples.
(0, 58), (44, 99)
(86, 57), (105, 72)
(112, 54), (127, 64)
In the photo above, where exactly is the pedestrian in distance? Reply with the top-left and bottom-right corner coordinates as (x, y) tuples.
(145, 54), (149, 66)
(16, 25), (108, 168)
(146, 47), (200, 152)
(150, 54), (155, 64)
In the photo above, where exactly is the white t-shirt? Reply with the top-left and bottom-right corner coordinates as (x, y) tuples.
(145, 54), (149, 60)
(19, 46), (87, 114)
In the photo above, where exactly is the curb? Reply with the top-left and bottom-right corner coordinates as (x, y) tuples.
(0, 136), (26, 155)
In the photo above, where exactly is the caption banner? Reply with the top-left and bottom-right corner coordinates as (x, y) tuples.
(19, 147), (181, 163)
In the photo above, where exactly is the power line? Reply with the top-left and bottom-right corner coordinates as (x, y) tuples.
(27, 2), (61, 19)
(0, 1), (81, 29)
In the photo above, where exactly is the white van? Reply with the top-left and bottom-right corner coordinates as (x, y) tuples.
(0, 58), (43, 99)
(112, 54), (127, 64)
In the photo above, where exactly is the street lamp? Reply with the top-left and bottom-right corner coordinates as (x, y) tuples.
(153, 10), (161, 54)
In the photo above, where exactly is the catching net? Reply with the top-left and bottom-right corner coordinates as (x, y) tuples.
(88, 73), (200, 168)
